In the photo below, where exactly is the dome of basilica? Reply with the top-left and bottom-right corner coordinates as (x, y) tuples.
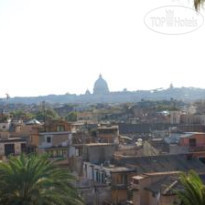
(93, 74), (109, 95)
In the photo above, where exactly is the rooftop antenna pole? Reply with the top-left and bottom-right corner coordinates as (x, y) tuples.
(42, 101), (46, 131)
(5, 93), (10, 114)
(75, 106), (78, 121)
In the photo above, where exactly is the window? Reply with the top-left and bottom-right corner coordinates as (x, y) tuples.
(121, 174), (128, 185)
(46, 136), (51, 143)
(85, 164), (87, 177)
(91, 167), (94, 180)
(133, 179), (139, 184)
(21, 143), (26, 153)
(96, 170), (100, 183)
(189, 138), (196, 147)
(199, 157), (205, 164)
(4, 144), (15, 156)
(75, 149), (79, 157)
(101, 172), (106, 183)
(57, 125), (65, 132)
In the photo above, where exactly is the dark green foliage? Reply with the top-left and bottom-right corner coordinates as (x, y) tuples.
(35, 109), (60, 121)
(0, 154), (84, 205)
(11, 110), (34, 121)
(65, 112), (77, 122)
(135, 100), (182, 112)
(177, 171), (205, 205)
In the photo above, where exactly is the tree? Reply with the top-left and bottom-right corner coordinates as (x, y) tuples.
(177, 170), (205, 205)
(35, 108), (60, 121)
(0, 154), (83, 205)
(11, 110), (35, 121)
(65, 112), (77, 122)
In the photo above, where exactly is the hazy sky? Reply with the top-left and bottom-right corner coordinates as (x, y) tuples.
(0, 0), (204, 97)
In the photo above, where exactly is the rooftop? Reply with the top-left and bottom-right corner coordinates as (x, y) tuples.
(145, 175), (180, 195)
(0, 138), (26, 143)
(25, 119), (42, 125)
(85, 143), (117, 147)
(115, 154), (205, 174)
(98, 125), (119, 130)
(39, 131), (72, 135)
(104, 165), (135, 173)
(145, 173), (205, 195)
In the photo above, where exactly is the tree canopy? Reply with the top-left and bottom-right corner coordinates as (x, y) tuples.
(35, 108), (60, 122)
(65, 112), (77, 122)
(0, 154), (83, 205)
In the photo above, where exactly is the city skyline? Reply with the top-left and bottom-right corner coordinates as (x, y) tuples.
(0, 73), (202, 98)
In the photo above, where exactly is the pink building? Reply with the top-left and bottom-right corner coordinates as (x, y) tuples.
(179, 132), (205, 151)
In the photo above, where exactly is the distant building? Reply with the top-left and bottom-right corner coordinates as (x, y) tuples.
(131, 172), (180, 205)
(93, 74), (109, 95)
(170, 111), (181, 124)
(131, 171), (205, 205)
(83, 161), (135, 204)
(85, 89), (91, 95)
(97, 125), (119, 143)
(0, 114), (11, 132)
(38, 120), (73, 153)
(164, 132), (205, 159)
(82, 143), (117, 164)
(38, 131), (72, 149)
(83, 154), (205, 205)
(169, 83), (174, 89)
(44, 119), (72, 132)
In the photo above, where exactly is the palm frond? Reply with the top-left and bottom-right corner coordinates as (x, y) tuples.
(177, 170), (205, 205)
(0, 154), (84, 205)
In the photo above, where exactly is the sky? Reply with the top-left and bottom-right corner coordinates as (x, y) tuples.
(0, 0), (204, 97)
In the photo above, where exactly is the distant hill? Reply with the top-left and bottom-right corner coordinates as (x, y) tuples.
(1, 87), (205, 104)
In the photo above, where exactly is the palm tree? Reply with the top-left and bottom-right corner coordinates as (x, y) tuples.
(0, 154), (84, 205)
(177, 170), (205, 205)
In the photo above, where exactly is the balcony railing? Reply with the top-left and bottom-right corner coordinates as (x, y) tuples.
(189, 145), (205, 152)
